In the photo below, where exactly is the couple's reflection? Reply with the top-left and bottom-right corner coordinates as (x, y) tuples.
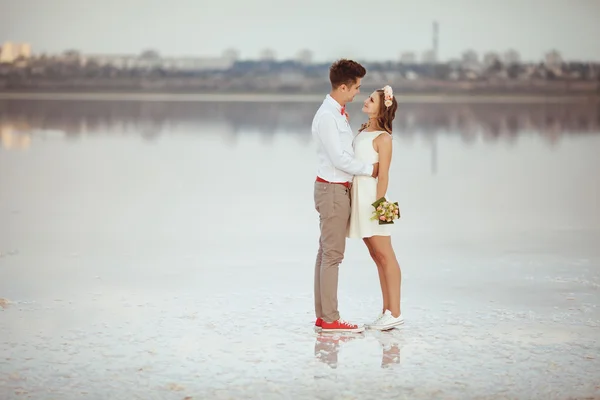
(314, 330), (403, 369)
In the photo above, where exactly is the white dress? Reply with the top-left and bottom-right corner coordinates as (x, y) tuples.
(347, 130), (393, 239)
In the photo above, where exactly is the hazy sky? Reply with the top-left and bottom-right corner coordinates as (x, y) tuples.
(2, 0), (600, 62)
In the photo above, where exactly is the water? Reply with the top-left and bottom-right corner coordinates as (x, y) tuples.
(1, 98), (599, 399)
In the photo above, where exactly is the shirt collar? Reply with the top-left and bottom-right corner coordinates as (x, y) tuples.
(325, 94), (344, 114)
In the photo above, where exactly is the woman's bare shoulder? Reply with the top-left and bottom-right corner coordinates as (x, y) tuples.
(374, 131), (393, 144)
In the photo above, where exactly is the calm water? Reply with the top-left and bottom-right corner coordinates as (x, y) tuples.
(1, 99), (599, 399)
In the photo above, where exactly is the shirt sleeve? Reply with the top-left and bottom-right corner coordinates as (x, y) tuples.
(315, 114), (374, 177)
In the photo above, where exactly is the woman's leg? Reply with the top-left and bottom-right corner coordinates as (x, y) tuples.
(368, 235), (402, 317)
(363, 237), (389, 313)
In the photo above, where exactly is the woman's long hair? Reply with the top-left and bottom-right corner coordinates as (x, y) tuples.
(359, 89), (398, 134)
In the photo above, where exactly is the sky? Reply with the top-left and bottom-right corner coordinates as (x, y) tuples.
(2, 0), (600, 62)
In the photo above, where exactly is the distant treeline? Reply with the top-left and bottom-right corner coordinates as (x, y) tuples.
(1, 58), (599, 95)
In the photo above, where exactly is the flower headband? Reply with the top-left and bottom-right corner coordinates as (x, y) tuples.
(383, 85), (394, 108)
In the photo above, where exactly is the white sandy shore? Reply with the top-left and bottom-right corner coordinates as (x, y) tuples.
(1, 109), (599, 399)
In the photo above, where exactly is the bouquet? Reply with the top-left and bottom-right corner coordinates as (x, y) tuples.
(370, 197), (400, 225)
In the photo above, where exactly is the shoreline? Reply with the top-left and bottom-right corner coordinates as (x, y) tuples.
(1, 91), (599, 104)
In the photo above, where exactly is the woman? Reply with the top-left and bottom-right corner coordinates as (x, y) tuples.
(347, 85), (403, 330)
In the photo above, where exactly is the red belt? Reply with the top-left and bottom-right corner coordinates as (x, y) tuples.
(316, 176), (351, 188)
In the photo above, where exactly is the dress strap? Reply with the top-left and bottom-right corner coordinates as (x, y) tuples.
(372, 130), (392, 139)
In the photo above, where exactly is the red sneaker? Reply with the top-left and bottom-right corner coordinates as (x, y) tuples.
(321, 319), (365, 333)
(314, 317), (323, 331)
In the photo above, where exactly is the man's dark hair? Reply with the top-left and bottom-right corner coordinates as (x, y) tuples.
(329, 59), (366, 89)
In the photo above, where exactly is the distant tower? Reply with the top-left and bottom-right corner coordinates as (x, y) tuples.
(432, 21), (439, 63)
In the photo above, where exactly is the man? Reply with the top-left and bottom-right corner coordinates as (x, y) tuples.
(312, 59), (379, 333)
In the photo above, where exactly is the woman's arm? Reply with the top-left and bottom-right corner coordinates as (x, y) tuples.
(375, 134), (393, 200)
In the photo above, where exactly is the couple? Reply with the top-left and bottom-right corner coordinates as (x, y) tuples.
(312, 59), (403, 333)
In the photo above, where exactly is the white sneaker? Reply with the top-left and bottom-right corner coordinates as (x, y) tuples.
(366, 312), (384, 328)
(368, 310), (404, 330)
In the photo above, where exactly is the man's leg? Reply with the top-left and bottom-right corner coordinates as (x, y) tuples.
(313, 181), (328, 320)
(314, 182), (351, 323)
(314, 236), (323, 319)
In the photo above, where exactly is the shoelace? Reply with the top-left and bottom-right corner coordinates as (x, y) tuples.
(371, 313), (385, 324)
(337, 319), (356, 328)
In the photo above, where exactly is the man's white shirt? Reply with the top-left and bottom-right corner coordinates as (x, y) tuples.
(312, 95), (373, 183)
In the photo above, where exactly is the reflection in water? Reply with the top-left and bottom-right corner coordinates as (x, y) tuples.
(0, 125), (31, 149)
(376, 331), (403, 369)
(1, 96), (599, 398)
(314, 331), (403, 370)
(0, 100), (599, 151)
(314, 333), (361, 369)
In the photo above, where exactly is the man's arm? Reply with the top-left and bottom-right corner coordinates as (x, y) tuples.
(315, 114), (375, 177)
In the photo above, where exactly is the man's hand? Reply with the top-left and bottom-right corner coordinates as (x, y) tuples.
(371, 163), (379, 178)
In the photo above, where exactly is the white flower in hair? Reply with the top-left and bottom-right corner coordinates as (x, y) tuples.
(383, 85), (394, 107)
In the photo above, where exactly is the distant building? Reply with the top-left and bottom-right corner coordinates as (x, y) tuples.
(222, 48), (240, 62)
(461, 50), (479, 65)
(362, 71), (386, 85)
(502, 49), (521, 65)
(296, 49), (313, 66)
(278, 70), (305, 85)
(483, 52), (501, 68)
(545, 50), (563, 67)
(162, 57), (233, 71)
(260, 49), (276, 61)
(399, 52), (417, 64)
(405, 71), (418, 80)
(461, 49), (480, 71)
(80, 54), (141, 69)
(80, 53), (234, 71)
(0, 42), (32, 63)
(421, 50), (436, 64)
